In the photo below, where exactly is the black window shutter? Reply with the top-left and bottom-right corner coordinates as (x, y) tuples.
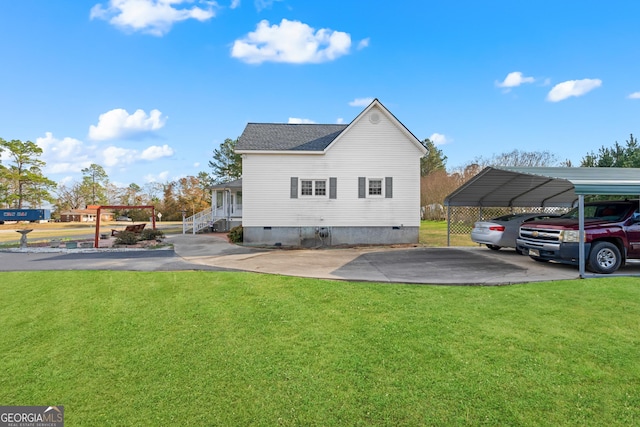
(385, 177), (393, 198)
(291, 177), (298, 198)
(358, 177), (366, 198)
(329, 177), (337, 199)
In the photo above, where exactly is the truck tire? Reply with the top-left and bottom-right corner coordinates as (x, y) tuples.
(587, 241), (622, 274)
(486, 244), (501, 251)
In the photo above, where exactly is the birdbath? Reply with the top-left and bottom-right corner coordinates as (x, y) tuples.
(16, 229), (33, 249)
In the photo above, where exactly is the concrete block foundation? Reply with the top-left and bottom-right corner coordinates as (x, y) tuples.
(243, 226), (419, 248)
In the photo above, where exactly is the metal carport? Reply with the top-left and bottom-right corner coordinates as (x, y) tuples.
(444, 167), (640, 278)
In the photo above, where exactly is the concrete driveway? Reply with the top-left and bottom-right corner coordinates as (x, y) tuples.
(3, 233), (637, 284)
(171, 234), (581, 285)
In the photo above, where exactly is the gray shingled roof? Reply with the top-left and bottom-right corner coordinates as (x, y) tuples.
(210, 178), (242, 190)
(236, 123), (348, 151)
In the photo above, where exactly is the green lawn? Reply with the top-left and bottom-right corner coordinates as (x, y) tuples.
(0, 220), (462, 247)
(1, 271), (639, 426)
(420, 220), (475, 247)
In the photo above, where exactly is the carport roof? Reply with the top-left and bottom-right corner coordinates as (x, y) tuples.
(444, 166), (640, 207)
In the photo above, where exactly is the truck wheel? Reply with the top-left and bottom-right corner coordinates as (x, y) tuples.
(587, 241), (622, 274)
(486, 244), (501, 251)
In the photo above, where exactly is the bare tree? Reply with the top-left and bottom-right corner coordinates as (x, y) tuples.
(56, 182), (85, 211)
(472, 149), (559, 168)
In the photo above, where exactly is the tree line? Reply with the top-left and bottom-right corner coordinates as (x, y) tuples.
(0, 137), (241, 221)
(0, 135), (637, 220)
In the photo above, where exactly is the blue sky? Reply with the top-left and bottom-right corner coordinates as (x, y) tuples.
(1, 0), (639, 187)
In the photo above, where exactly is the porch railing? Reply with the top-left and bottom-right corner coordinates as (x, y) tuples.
(183, 205), (242, 234)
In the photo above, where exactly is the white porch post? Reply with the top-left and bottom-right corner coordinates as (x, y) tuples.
(225, 189), (231, 230)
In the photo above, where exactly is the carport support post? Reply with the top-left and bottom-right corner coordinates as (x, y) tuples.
(446, 205), (451, 246)
(578, 195), (586, 278)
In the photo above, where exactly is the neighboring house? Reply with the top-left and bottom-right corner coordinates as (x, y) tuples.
(234, 99), (427, 247)
(59, 206), (114, 222)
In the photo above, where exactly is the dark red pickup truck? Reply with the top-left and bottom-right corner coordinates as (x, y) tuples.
(516, 200), (640, 273)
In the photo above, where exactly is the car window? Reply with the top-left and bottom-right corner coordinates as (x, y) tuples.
(561, 204), (632, 221)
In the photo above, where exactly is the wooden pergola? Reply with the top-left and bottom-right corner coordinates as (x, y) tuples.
(93, 205), (156, 248)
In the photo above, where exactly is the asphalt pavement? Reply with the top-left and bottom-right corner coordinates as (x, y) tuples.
(0, 232), (604, 285)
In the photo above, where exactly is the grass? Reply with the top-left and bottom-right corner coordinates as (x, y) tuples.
(1, 220), (461, 248)
(0, 221), (183, 246)
(420, 220), (475, 247)
(1, 271), (639, 426)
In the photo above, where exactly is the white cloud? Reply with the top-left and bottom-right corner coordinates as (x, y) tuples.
(58, 176), (76, 186)
(144, 171), (171, 182)
(89, 108), (167, 141)
(36, 132), (93, 174)
(102, 146), (138, 167)
(90, 0), (215, 36)
(628, 92), (640, 99)
(348, 97), (374, 107)
(357, 38), (370, 50)
(546, 78), (602, 102)
(496, 71), (535, 89)
(35, 131), (175, 176)
(231, 19), (352, 64)
(101, 144), (174, 166)
(288, 117), (316, 124)
(230, 0), (240, 8)
(254, 0), (282, 11)
(37, 132), (85, 159)
(336, 118), (344, 124)
(140, 144), (174, 160)
(430, 133), (449, 145)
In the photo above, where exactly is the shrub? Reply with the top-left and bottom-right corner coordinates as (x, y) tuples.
(228, 226), (243, 244)
(140, 228), (165, 241)
(114, 231), (139, 245)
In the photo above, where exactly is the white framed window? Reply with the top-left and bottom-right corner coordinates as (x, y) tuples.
(315, 180), (326, 196)
(301, 180), (313, 196)
(368, 179), (383, 196)
(300, 179), (327, 197)
(291, 177), (337, 199)
(359, 176), (392, 199)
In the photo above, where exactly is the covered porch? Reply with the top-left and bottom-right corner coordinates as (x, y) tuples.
(183, 178), (243, 234)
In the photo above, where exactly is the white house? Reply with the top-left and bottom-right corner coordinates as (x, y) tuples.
(234, 99), (427, 247)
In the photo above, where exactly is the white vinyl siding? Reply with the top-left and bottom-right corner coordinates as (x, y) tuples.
(241, 106), (424, 227)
